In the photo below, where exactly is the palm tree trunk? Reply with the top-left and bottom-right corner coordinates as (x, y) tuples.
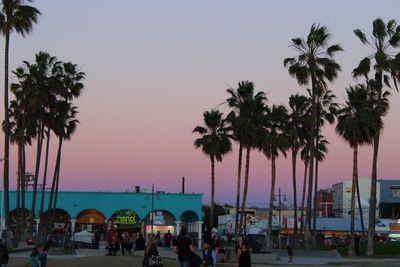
(30, 123), (44, 234)
(268, 156), (276, 249)
(47, 137), (62, 234)
(356, 175), (365, 237)
(235, 143), (243, 236)
(300, 160), (308, 233)
(292, 150), (298, 234)
(367, 72), (382, 256)
(3, 29), (11, 230)
(209, 155), (215, 228)
(348, 145), (358, 256)
(39, 129), (51, 218)
(312, 154), (319, 246)
(21, 141), (26, 240)
(16, 143), (22, 242)
(305, 80), (317, 249)
(240, 146), (251, 234)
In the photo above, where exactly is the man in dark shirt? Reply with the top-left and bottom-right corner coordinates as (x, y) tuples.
(173, 227), (194, 267)
(0, 239), (9, 266)
(238, 242), (251, 267)
(135, 233), (146, 251)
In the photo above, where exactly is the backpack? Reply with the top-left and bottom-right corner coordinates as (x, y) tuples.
(148, 254), (163, 267)
(190, 252), (203, 267)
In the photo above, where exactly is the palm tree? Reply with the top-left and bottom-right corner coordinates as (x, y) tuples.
(287, 94), (310, 234)
(193, 110), (232, 228)
(353, 18), (400, 255)
(312, 90), (338, 241)
(47, 101), (79, 232)
(284, 24), (343, 248)
(299, 143), (309, 233)
(0, 0), (40, 229)
(226, 81), (266, 234)
(258, 104), (289, 248)
(336, 84), (375, 255)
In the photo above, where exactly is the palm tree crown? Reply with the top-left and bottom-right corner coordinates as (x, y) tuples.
(193, 110), (232, 162)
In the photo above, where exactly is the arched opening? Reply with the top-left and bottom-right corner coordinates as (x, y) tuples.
(180, 210), (199, 223)
(9, 208), (31, 231)
(144, 210), (176, 236)
(41, 208), (71, 234)
(109, 209), (141, 233)
(76, 209), (106, 233)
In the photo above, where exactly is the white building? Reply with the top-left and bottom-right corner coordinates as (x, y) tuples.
(332, 177), (380, 219)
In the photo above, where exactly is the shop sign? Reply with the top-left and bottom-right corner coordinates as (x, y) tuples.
(113, 210), (138, 225)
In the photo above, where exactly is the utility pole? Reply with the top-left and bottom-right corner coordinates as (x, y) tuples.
(151, 183), (154, 235)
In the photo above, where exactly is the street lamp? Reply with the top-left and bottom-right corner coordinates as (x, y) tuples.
(272, 188), (287, 249)
(151, 183), (154, 236)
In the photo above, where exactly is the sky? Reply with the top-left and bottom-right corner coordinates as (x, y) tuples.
(0, 0), (400, 207)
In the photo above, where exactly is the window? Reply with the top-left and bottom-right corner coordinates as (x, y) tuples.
(389, 186), (400, 198)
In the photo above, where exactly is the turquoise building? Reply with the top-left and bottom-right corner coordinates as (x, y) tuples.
(2, 190), (203, 247)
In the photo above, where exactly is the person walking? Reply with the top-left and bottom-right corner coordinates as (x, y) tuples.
(142, 237), (163, 267)
(202, 241), (216, 267)
(30, 247), (40, 267)
(39, 244), (49, 267)
(354, 233), (360, 256)
(164, 230), (172, 248)
(173, 227), (194, 267)
(136, 233), (146, 251)
(286, 234), (294, 263)
(0, 239), (9, 267)
(238, 242), (251, 267)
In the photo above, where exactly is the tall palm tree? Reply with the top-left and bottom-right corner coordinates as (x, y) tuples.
(259, 104), (289, 248)
(353, 18), (400, 255)
(284, 24), (343, 248)
(47, 101), (79, 231)
(336, 84), (376, 255)
(193, 110), (232, 228)
(312, 90), (338, 241)
(299, 143), (309, 233)
(226, 81), (266, 234)
(287, 94), (310, 234)
(0, 0), (40, 229)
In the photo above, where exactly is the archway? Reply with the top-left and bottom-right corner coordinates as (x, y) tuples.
(9, 208), (31, 227)
(76, 209), (106, 233)
(144, 210), (176, 235)
(180, 210), (199, 223)
(41, 208), (71, 233)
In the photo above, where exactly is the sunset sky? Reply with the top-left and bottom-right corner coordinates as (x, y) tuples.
(1, 0), (399, 206)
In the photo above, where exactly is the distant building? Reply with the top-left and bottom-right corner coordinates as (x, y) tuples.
(332, 177), (377, 219)
(379, 180), (400, 220)
(316, 189), (333, 217)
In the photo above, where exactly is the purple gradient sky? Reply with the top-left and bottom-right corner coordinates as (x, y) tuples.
(1, 1), (400, 206)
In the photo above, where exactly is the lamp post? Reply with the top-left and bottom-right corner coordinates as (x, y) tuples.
(151, 183), (154, 236)
(273, 188), (287, 249)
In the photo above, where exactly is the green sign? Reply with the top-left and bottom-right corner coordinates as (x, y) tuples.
(113, 210), (139, 225)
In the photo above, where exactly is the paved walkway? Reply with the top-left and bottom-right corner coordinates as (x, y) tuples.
(9, 247), (400, 266)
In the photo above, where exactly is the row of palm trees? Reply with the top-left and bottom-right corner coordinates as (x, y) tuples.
(0, 0), (85, 243)
(7, 51), (85, 241)
(193, 18), (400, 255)
(1, 0), (41, 238)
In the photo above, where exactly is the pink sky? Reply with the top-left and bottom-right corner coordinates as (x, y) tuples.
(0, 1), (399, 206)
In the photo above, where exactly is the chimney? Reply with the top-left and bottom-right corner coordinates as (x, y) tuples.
(182, 177), (185, 194)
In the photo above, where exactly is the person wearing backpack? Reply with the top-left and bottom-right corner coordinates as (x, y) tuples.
(142, 237), (163, 267)
(0, 239), (9, 267)
(173, 227), (194, 267)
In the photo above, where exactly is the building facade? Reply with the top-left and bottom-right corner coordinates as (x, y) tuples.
(2, 190), (203, 247)
(379, 180), (400, 220)
(332, 177), (378, 219)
